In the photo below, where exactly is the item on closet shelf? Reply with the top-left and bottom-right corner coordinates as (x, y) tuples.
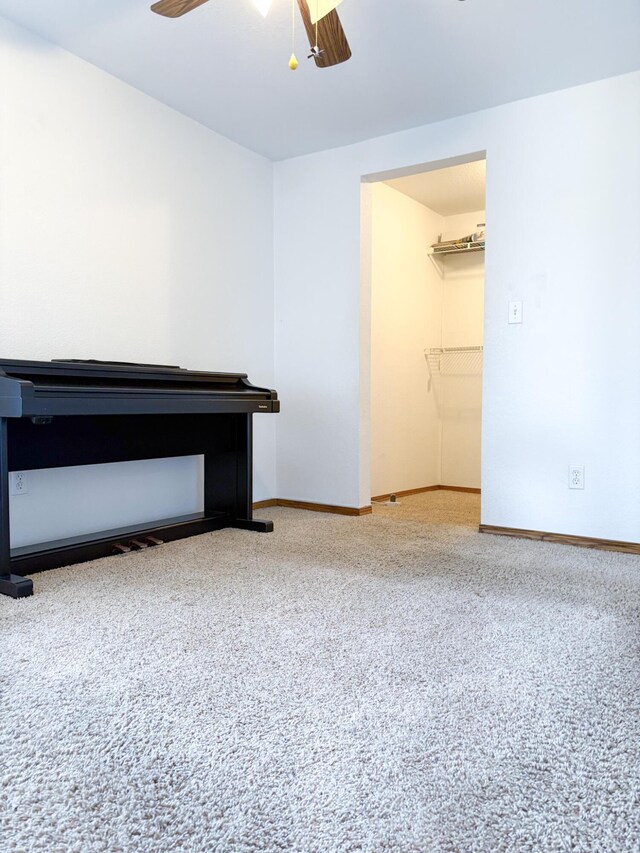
(428, 230), (485, 258)
(432, 233), (475, 248)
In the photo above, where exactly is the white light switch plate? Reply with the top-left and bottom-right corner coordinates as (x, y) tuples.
(509, 301), (523, 324)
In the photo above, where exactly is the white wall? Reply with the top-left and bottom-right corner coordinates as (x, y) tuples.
(369, 183), (443, 497)
(275, 71), (640, 541)
(0, 17), (276, 546)
(439, 210), (485, 489)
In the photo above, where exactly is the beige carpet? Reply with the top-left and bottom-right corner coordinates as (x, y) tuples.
(2, 493), (640, 852)
(372, 488), (480, 527)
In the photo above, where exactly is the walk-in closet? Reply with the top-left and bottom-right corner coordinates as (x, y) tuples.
(369, 158), (486, 523)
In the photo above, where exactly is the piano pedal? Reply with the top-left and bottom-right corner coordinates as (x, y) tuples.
(145, 536), (164, 546)
(112, 543), (132, 555)
(129, 539), (149, 550)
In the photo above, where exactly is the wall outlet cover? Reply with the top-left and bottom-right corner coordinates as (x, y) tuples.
(508, 300), (523, 324)
(10, 471), (29, 496)
(569, 465), (585, 489)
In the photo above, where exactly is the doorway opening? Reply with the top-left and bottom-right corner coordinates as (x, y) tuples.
(364, 156), (486, 529)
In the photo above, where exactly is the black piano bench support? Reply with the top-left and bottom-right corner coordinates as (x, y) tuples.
(0, 574), (33, 598)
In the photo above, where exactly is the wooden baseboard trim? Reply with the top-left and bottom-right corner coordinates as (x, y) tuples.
(276, 499), (372, 516)
(253, 499), (372, 516)
(371, 484), (480, 501)
(371, 485), (440, 502)
(479, 524), (640, 556)
(256, 487), (481, 517)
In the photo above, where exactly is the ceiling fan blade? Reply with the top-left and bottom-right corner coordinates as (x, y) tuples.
(297, 0), (352, 68)
(150, 0), (210, 18)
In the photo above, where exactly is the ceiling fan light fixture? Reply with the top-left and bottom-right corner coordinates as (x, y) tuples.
(252, 0), (273, 16)
(308, 0), (343, 25)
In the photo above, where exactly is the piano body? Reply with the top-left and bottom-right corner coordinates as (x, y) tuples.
(0, 359), (279, 598)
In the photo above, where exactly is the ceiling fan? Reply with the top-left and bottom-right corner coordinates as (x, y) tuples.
(150, 0), (352, 68)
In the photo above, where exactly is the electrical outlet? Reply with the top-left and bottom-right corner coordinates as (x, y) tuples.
(569, 465), (584, 490)
(10, 471), (29, 496)
(508, 300), (523, 324)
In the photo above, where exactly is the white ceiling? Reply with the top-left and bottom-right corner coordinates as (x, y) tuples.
(0, 0), (638, 161)
(385, 160), (485, 216)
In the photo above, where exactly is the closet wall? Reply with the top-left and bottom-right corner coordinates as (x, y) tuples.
(439, 210), (485, 489)
(370, 183), (442, 497)
(370, 185), (484, 497)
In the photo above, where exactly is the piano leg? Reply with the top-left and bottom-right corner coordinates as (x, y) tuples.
(0, 574), (33, 598)
(204, 414), (274, 535)
(233, 518), (274, 533)
(233, 416), (273, 533)
(0, 418), (33, 598)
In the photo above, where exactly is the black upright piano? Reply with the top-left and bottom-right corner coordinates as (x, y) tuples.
(0, 359), (279, 599)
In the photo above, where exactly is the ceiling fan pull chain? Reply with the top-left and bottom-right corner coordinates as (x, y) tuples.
(289, 0), (299, 69)
(315, 0), (319, 49)
(306, 0), (323, 60)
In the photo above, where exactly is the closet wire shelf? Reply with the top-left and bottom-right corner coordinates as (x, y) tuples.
(425, 347), (483, 412)
(425, 346), (484, 377)
(427, 240), (485, 257)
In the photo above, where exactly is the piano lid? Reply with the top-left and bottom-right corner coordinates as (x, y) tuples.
(0, 358), (250, 383)
(0, 358), (279, 418)
(53, 359), (182, 369)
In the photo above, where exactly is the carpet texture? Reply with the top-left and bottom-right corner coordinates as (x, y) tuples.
(372, 489), (481, 527)
(2, 493), (640, 852)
